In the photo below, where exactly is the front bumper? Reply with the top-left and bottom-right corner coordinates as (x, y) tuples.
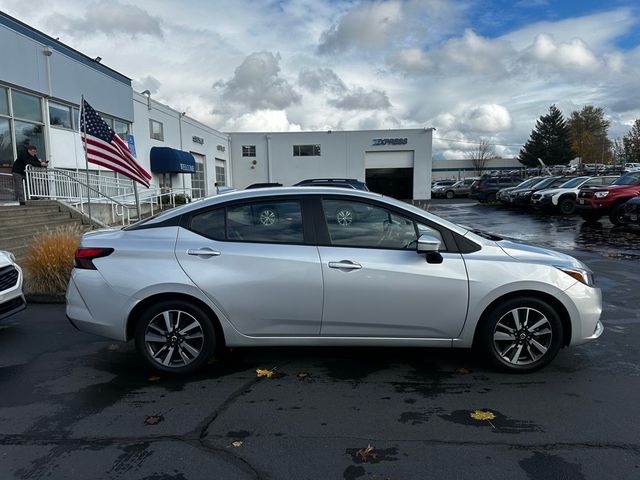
(564, 280), (603, 346)
(530, 196), (553, 208)
(575, 198), (610, 213)
(0, 265), (26, 321)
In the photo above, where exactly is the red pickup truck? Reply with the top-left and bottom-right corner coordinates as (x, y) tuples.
(576, 172), (640, 224)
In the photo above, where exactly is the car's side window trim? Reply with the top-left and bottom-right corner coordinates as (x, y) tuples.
(311, 195), (458, 252)
(183, 195), (317, 246)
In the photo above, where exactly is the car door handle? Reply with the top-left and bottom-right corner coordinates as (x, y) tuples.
(328, 261), (362, 270)
(187, 248), (221, 257)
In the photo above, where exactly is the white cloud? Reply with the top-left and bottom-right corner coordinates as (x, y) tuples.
(298, 68), (347, 93)
(216, 52), (301, 110)
(133, 75), (162, 95)
(387, 48), (432, 74)
(329, 88), (391, 111)
(318, 0), (404, 54)
(224, 110), (302, 132)
(45, 1), (163, 38)
(523, 34), (600, 72)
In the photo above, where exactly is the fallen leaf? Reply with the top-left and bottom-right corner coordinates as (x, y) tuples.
(148, 376), (161, 382)
(231, 441), (243, 447)
(144, 415), (162, 425)
(296, 372), (310, 380)
(470, 409), (496, 429)
(256, 368), (275, 378)
(356, 444), (378, 462)
(454, 367), (472, 374)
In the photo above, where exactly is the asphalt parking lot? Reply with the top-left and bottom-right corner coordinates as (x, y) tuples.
(1, 201), (639, 480)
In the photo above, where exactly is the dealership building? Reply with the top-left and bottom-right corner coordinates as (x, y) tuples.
(0, 12), (434, 202)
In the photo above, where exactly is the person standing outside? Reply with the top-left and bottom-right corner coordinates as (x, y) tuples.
(11, 146), (48, 205)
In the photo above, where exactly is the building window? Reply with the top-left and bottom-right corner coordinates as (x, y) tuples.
(191, 154), (205, 198)
(114, 119), (129, 141)
(293, 144), (321, 156)
(0, 118), (13, 169)
(49, 102), (73, 129)
(149, 119), (164, 141)
(215, 159), (225, 186)
(14, 121), (45, 161)
(12, 90), (42, 122)
(0, 87), (8, 116)
(242, 145), (256, 157)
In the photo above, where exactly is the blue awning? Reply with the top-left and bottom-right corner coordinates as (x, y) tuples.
(150, 147), (196, 174)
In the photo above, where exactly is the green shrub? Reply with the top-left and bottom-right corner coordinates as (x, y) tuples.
(24, 225), (83, 294)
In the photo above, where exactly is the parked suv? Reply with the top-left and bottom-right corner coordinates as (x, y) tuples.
(531, 176), (618, 214)
(469, 176), (523, 203)
(294, 178), (369, 191)
(0, 250), (25, 321)
(576, 172), (640, 224)
(497, 177), (546, 205)
(622, 196), (640, 225)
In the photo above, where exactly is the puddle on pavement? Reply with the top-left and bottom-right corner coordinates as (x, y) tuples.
(440, 409), (543, 434)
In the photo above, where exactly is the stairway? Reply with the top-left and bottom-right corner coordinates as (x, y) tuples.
(0, 202), (85, 265)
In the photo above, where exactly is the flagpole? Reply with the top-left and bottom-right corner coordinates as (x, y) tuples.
(133, 180), (141, 220)
(81, 95), (93, 228)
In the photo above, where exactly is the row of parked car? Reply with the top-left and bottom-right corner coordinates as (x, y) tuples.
(474, 172), (640, 226)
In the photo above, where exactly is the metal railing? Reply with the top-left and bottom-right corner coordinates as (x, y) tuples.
(24, 166), (198, 226)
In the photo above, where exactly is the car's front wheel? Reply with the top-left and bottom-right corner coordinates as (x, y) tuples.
(558, 197), (575, 215)
(477, 297), (563, 373)
(445, 190), (455, 199)
(134, 300), (217, 375)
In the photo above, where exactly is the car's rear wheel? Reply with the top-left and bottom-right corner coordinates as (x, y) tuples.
(558, 197), (575, 215)
(134, 300), (216, 375)
(477, 297), (563, 373)
(445, 190), (455, 199)
(609, 203), (628, 226)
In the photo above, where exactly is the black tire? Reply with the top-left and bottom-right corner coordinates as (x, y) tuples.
(476, 297), (563, 373)
(134, 300), (217, 375)
(257, 207), (279, 226)
(608, 203), (628, 226)
(486, 193), (496, 203)
(335, 206), (355, 226)
(558, 196), (575, 215)
(579, 211), (602, 223)
(445, 190), (455, 199)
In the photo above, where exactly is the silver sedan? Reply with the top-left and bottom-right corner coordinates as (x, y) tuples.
(66, 187), (603, 374)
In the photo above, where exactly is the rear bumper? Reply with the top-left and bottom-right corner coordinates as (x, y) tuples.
(66, 270), (129, 341)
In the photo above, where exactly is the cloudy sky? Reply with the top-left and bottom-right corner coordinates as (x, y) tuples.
(2, 0), (639, 158)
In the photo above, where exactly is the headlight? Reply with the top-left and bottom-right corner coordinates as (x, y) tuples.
(543, 192), (555, 197)
(555, 266), (594, 287)
(594, 191), (609, 198)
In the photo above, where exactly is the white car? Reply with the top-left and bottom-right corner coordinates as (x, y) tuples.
(623, 163), (640, 173)
(67, 187), (603, 375)
(0, 250), (25, 321)
(530, 176), (618, 214)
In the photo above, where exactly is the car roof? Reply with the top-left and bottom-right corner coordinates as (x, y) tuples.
(134, 187), (470, 236)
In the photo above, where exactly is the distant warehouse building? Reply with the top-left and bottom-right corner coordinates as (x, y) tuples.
(432, 157), (523, 181)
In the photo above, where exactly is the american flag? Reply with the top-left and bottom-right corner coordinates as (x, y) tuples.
(80, 99), (152, 187)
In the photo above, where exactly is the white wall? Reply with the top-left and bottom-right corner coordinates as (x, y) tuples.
(229, 129), (433, 199)
(131, 92), (230, 195)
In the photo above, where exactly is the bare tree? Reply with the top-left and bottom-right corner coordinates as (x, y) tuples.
(467, 139), (496, 176)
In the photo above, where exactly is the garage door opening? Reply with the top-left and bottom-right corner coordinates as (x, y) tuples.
(366, 168), (413, 199)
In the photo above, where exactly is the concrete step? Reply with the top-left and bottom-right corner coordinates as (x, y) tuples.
(0, 218), (82, 242)
(0, 211), (71, 228)
(0, 205), (62, 218)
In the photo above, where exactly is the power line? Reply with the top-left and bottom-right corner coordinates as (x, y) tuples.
(433, 136), (523, 147)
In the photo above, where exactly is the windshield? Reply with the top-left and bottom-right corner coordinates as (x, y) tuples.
(559, 176), (589, 188)
(530, 177), (558, 189)
(613, 172), (640, 185)
(516, 177), (544, 188)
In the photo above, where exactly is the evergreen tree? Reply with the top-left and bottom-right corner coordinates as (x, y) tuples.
(622, 119), (640, 163)
(518, 105), (573, 167)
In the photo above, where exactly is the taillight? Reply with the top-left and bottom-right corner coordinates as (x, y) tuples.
(476, 184), (486, 190)
(74, 248), (114, 270)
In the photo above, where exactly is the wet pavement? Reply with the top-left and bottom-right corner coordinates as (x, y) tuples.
(0, 202), (639, 479)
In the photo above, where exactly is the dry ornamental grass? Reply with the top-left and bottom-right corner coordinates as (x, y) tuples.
(24, 224), (84, 294)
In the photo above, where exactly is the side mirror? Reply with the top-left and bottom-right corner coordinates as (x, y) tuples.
(417, 234), (443, 264)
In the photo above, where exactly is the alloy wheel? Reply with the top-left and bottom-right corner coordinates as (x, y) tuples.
(259, 208), (277, 226)
(493, 307), (552, 365)
(336, 208), (354, 226)
(144, 310), (205, 367)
